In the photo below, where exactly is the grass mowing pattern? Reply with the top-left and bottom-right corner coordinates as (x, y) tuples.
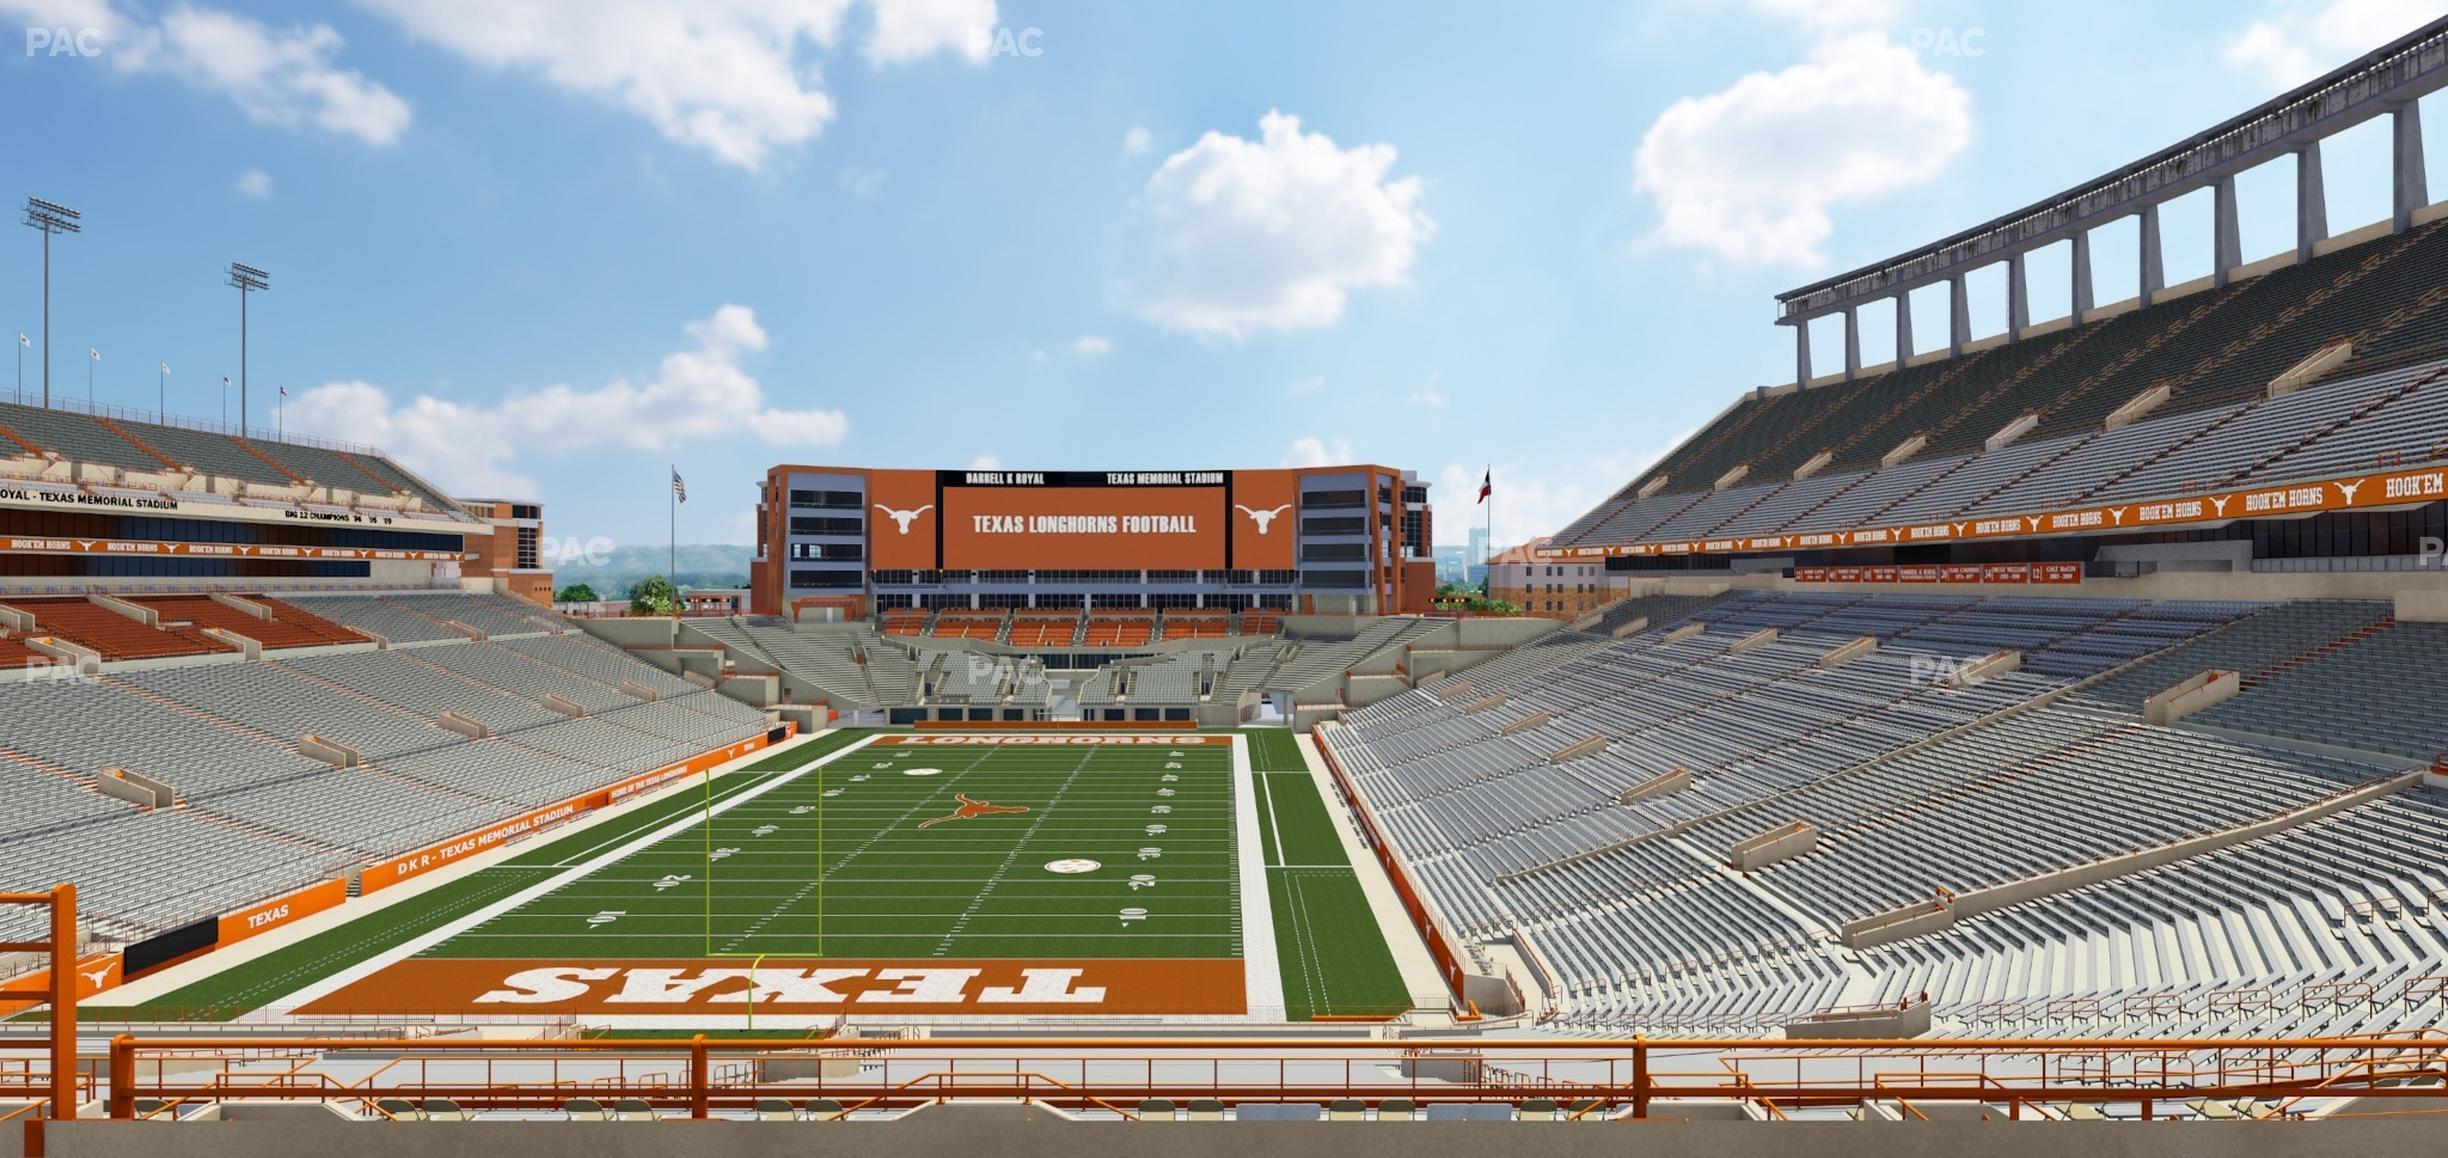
(422, 738), (1240, 960)
(107, 730), (876, 1019)
(1270, 867), (1410, 1018)
(1240, 727), (1413, 1019)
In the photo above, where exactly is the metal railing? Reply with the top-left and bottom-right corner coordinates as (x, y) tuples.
(74, 1029), (2448, 1123)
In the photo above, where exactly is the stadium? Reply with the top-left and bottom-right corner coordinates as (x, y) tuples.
(8, 8), (2448, 1158)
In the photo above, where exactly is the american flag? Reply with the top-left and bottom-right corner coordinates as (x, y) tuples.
(671, 468), (687, 504)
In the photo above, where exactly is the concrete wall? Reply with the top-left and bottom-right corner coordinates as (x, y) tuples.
(41, 1115), (2448, 1158)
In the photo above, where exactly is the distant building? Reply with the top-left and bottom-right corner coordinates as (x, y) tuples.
(1487, 536), (1620, 619)
(456, 497), (553, 607)
(1466, 526), (1490, 568)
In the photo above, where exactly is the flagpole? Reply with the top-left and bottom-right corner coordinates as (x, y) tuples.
(670, 464), (679, 644)
(1483, 463), (1494, 598)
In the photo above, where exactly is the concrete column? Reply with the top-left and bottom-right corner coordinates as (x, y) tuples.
(1947, 274), (1970, 356)
(1795, 322), (1812, 386)
(2213, 175), (2242, 288)
(1842, 307), (1861, 381)
(2138, 202), (2165, 308)
(2069, 229), (2093, 327)
(2005, 251), (2029, 340)
(1894, 290), (1914, 363)
(2297, 140), (2328, 262)
(2394, 102), (2428, 234)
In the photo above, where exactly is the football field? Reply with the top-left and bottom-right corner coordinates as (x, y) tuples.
(430, 734), (1241, 960)
(124, 728), (1412, 1023)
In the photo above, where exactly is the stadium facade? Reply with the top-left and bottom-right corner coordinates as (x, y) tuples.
(750, 463), (1438, 618)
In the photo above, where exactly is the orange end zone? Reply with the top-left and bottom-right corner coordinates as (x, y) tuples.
(296, 958), (1247, 1016)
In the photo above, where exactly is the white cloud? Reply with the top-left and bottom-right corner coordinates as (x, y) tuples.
(1407, 390), (1447, 407)
(233, 168), (273, 197)
(359, 0), (995, 170)
(2222, 0), (2436, 91)
(1283, 435), (1353, 468)
(1631, 1), (1970, 265)
(1131, 111), (1433, 338)
(1436, 462), (1594, 551)
(837, 166), (887, 195)
(863, 0), (995, 66)
(1121, 124), (1151, 155)
(968, 453), (1001, 470)
(0, 1), (413, 145)
(1071, 335), (1113, 356)
(1284, 374), (1327, 395)
(288, 304), (847, 499)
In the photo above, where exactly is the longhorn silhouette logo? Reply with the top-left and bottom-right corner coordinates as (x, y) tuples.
(917, 793), (1031, 829)
(2336, 479), (2365, 505)
(1235, 503), (1291, 534)
(874, 502), (934, 534)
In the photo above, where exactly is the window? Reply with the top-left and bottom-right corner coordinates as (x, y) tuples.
(790, 516), (863, 536)
(1301, 516), (1367, 536)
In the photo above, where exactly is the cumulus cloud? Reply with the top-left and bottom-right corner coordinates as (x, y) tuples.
(288, 305), (847, 498)
(359, 0), (994, 170)
(968, 453), (1001, 470)
(863, 0), (995, 66)
(837, 166), (887, 195)
(1121, 124), (1151, 155)
(0, 0), (412, 145)
(233, 168), (273, 197)
(1284, 374), (1327, 395)
(1632, 1), (1969, 265)
(1283, 435), (1354, 468)
(2223, 0), (2437, 90)
(1071, 335), (1113, 356)
(1131, 111), (1433, 337)
(1407, 390), (1447, 407)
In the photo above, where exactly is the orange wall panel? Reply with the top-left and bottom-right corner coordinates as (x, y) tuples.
(941, 486), (1224, 570)
(867, 469), (940, 570)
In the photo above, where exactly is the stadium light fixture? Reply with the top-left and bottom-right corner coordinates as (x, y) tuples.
(86, 346), (98, 406)
(23, 197), (80, 409)
(226, 262), (268, 438)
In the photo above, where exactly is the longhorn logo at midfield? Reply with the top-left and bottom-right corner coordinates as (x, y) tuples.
(917, 794), (1031, 829)
(875, 503), (935, 534)
(1235, 503), (1291, 534)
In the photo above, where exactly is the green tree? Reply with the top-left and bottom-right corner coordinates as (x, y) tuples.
(555, 583), (599, 604)
(628, 574), (680, 616)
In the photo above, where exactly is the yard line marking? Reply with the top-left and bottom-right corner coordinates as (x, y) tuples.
(931, 745), (1097, 956)
(263, 732), (888, 1014)
(716, 746), (996, 954)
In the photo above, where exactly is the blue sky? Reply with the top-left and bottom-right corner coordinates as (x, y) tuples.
(1, 0), (2441, 555)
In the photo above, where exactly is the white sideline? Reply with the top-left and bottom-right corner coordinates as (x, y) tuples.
(1234, 731), (1287, 1020)
(265, 733), (887, 1013)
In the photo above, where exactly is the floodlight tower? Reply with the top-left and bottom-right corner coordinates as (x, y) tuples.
(23, 197), (81, 409)
(226, 262), (268, 437)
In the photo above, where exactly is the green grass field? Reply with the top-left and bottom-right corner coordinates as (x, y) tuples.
(425, 738), (1242, 960)
(105, 728), (1416, 1022)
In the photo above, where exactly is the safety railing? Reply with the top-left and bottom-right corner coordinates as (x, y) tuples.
(89, 1031), (2448, 1122)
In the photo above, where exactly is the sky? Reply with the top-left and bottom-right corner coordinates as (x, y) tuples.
(1, 0), (2443, 557)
